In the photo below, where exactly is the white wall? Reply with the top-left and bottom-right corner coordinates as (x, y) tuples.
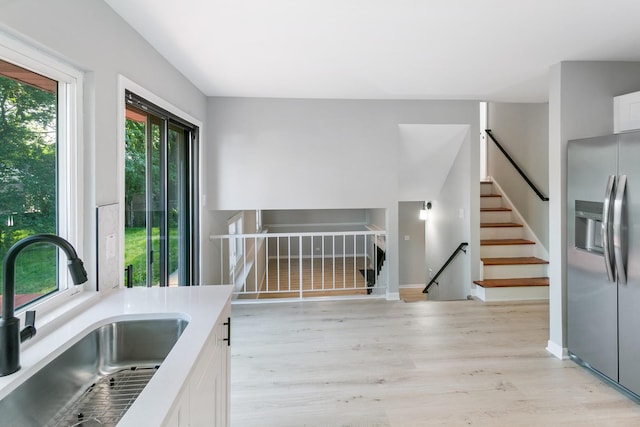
(548, 61), (640, 358)
(367, 209), (386, 232)
(206, 98), (480, 296)
(487, 103), (549, 250)
(0, 0), (206, 287)
(263, 209), (368, 228)
(425, 129), (472, 300)
(398, 202), (426, 286)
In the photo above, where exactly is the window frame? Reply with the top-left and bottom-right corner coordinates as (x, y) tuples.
(0, 31), (85, 315)
(117, 75), (203, 289)
(228, 212), (244, 274)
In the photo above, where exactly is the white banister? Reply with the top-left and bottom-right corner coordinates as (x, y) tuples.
(209, 230), (387, 300)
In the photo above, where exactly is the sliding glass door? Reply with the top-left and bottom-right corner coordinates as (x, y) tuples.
(124, 91), (198, 287)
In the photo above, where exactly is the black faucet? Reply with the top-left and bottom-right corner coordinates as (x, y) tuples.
(0, 234), (88, 376)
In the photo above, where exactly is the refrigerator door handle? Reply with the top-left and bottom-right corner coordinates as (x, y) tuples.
(602, 175), (616, 283)
(613, 174), (628, 285)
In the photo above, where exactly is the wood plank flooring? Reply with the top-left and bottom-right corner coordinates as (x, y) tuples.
(242, 257), (371, 299)
(231, 299), (640, 426)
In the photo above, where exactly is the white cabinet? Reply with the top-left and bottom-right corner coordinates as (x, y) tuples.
(162, 302), (231, 427)
(614, 90), (640, 133)
(190, 304), (231, 426)
(165, 386), (190, 427)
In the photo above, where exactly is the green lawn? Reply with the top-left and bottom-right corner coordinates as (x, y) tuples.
(0, 244), (57, 296)
(125, 226), (179, 286)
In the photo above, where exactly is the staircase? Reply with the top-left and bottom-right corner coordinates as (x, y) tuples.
(473, 180), (549, 301)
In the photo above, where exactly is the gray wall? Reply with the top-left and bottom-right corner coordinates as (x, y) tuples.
(548, 61), (640, 356)
(398, 202), (426, 286)
(367, 209), (386, 233)
(487, 103), (549, 250)
(0, 0), (206, 287)
(206, 97), (481, 297)
(425, 129), (472, 300)
(263, 209), (368, 228)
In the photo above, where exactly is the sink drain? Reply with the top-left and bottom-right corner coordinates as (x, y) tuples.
(47, 366), (159, 427)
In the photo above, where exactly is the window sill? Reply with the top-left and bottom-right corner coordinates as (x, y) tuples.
(20, 290), (101, 352)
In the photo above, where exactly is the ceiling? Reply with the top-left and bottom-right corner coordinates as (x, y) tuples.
(105, 0), (640, 102)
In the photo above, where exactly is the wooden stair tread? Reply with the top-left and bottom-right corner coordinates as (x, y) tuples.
(473, 277), (549, 288)
(481, 239), (535, 246)
(481, 207), (512, 212)
(480, 222), (523, 228)
(482, 257), (548, 265)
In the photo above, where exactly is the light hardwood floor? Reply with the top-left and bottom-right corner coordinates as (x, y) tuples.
(231, 299), (640, 426)
(240, 257), (372, 299)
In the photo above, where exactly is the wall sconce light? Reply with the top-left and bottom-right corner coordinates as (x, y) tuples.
(419, 201), (432, 220)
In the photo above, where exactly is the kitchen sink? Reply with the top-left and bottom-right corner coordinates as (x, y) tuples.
(0, 317), (188, 427)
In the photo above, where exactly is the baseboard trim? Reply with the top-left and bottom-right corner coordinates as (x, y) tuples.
(386, 291), (400, 301)
(546, 340), (568, 360)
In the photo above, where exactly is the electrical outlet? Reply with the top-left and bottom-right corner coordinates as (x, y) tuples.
(428, 268), (433, 278)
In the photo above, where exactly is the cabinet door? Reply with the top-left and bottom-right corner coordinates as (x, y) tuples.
(217, 307), (231, 427)
(190, 305), (231, 427)
(164, 387), (190, 427)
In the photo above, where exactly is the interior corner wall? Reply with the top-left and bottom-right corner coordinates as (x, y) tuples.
(548, 61), (640, 356)
(487, 103), (549, 250)
(367, 209), (386, 231)
(206, 98), (480, 294)
(0, 0), (206, 287)
(424, 129), (471, 300)
(205, 210), (260, 286)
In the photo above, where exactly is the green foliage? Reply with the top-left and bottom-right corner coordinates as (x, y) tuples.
(0, 77), (56, 227)
(0, 74), (57, 304)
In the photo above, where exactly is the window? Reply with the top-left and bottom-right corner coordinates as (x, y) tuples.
(0, 36), (82, 315)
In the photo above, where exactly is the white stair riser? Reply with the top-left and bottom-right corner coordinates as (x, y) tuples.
(480, 227), (523, 240)
(474, 285), (549, 302)
(480, 182), (494, 195)
(480, 197), (503, 209)
(480, 244), (535, 258)
(482, 264), (548, 279)
(480, 211), (512, 223)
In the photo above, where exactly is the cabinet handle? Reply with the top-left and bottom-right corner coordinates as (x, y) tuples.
(223, 317), (231, 346)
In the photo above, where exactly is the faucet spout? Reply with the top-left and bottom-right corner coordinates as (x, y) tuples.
(0, 234), (88, 376)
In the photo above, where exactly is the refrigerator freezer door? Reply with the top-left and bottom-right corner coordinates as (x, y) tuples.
(567, 135), (618, 381)
(617, 132), (640, 395)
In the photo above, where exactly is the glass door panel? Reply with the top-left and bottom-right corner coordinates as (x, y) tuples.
(168, 125), (188, 286)
(149, 116), (163, 286)
(124, 92), (198, 288)
(124, 105), (148, 286)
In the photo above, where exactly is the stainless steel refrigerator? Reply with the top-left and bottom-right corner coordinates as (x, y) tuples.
(567, 131), (640, 397)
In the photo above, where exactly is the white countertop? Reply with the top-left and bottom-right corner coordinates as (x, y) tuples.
(0, 285), (234, 426)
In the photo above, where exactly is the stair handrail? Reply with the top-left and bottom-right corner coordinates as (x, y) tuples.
(485, 129), (549, 202)
(423, 242), (469, 294)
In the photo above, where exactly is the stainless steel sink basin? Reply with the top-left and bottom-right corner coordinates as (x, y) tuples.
(0, 317), (188, 427)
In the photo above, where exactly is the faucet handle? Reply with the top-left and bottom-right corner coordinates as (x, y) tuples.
(20, 311), (37, 343)
(25, 311), (35, 327)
